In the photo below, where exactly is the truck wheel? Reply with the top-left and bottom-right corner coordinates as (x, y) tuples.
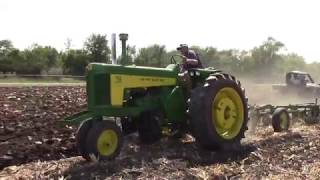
(76, 119), (93, 161)
(85, 121), (123, 161)
(189, 73), (248, 151)
(137, 111), (162, 144)
(272, 108), (290, 132)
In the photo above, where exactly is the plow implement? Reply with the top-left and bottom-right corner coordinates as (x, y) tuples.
(250, 99), (320, 132)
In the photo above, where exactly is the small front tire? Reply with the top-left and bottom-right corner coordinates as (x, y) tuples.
(85, 121), (123, 161)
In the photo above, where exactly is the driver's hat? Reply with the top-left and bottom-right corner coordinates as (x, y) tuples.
(177, 44), (188, 51)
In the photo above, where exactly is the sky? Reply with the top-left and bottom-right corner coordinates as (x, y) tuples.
(1, 0), (320, 63)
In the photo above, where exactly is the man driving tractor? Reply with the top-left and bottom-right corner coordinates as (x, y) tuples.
(177, 44), (202, 69)
(176, 44), (203, 92)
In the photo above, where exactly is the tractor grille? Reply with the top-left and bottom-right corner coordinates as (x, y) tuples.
(93, 73), (110, 105)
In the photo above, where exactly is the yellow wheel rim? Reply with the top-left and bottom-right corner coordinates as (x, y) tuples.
(97, 130), (118, 156)
(280, 112), (288, 129)
(212, 87), (244, 139)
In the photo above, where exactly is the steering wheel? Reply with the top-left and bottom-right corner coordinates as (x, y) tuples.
(170, 54), (184, 64)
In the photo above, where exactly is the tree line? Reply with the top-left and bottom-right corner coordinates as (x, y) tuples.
(1, 35), (319, 81)
(0, 34), (110, 76)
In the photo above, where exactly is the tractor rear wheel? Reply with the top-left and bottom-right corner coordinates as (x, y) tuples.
(189, 73), (248, 151)
(85, 121), (123, 161)
(272, 108), (290, 132)
(137, 111), (162, 144)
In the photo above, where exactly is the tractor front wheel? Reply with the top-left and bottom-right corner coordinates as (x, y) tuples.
(189, 73), (248, 151)
(85, 121), (123, 161)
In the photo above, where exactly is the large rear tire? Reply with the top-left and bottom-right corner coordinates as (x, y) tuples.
(189, 73), (249, 151)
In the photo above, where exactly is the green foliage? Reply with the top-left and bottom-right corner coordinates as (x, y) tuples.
(16, 45), (59, 74)
(252, 37), (284, 65)
(135, 45), (168, 67)
(0, 41), (59, 74)
(278, 53), (306, 72)
(250, 37), (285, 77)
(124, 45), (136, 65)
(0, 36), (319, 80)
(62, 50), (89, 75)
(0, 40), (15, 73)
(84, 34), (111, 63)
(0, 40), (14, 54)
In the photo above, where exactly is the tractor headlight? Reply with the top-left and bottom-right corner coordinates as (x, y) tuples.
(190, 71), (194, 76)
(195, 71), (200, 76)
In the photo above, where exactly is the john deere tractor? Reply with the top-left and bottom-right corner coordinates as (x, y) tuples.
(65, 55), (249, 161)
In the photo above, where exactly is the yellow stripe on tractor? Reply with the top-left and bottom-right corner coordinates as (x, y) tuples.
(110, 74), (177, 106)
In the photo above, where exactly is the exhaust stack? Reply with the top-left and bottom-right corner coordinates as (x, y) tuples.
(119, 33), (128, 65)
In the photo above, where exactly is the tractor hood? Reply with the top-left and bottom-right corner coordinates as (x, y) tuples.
(85, 63), (180, 109)
(86, 63), (179, 78)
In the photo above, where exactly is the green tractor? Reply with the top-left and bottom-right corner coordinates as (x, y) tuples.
(65, 56), (249, 161)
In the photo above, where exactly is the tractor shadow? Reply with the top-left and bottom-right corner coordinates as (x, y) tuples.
(62, 134), (257, 179)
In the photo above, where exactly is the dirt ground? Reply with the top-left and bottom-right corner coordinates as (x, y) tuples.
(1, 84), (320, 179)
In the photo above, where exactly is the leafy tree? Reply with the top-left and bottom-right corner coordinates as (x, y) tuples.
(251, 37), (285, 77)
(62, 49), (89, 75)
(124, 45), (136, 65)
(135, 45), (167, 67)
(7, 50), (24, 73)
(113, 45), (136, 65)
(252, 37), (284, 66)
(15, 45), (59, 74)
(200, 47), (219, 68)
(238, 51), (256, 74)
(0, 40), (15, 73)
(278, 53), (306, 72)
(45, 47), (59, 69)
(0, 36), (315, 81)
(0, 40), (14, 54)
(84, 34), (110, 63)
